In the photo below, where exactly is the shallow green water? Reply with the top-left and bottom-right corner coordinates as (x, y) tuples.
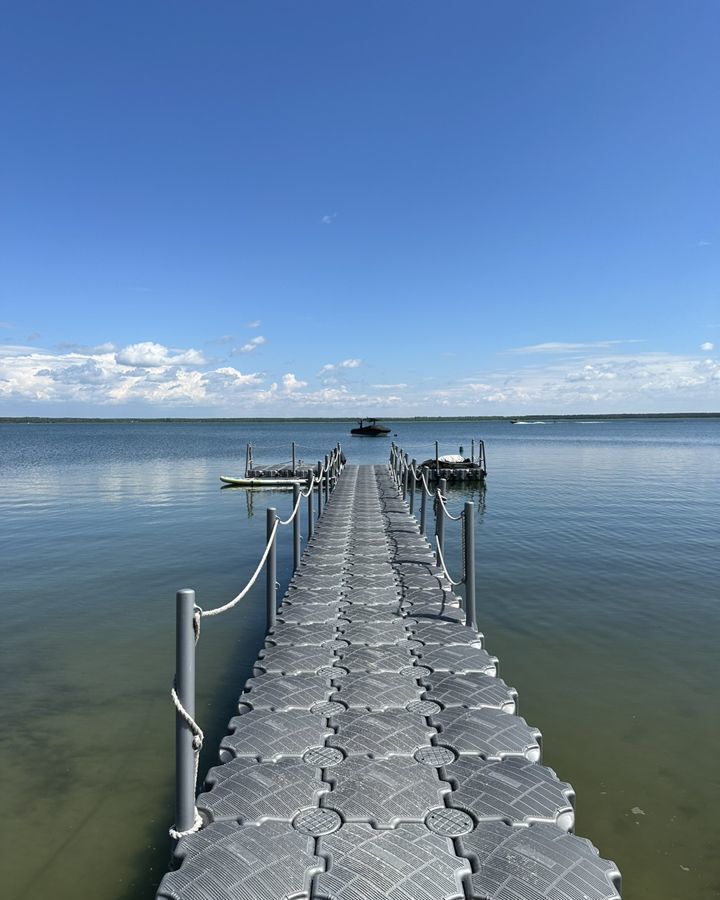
(1, 419), (718, 898)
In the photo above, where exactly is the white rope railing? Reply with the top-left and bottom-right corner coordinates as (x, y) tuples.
(277, 473), (317, 525)
(435, 533), (466, 587)
(390, 441), (472, 595)
(436, 490), (463, 521)
(196, 518), (280, 621)
(169, 444), (343, 840)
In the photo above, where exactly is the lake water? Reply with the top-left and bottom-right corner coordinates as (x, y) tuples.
(1, 419), (718, 899)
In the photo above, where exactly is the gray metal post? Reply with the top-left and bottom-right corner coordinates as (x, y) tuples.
(292, 483), (301, 570)
(464, 501), (477, 630)
(402, 453), (409, 500)
(435, 440), (440, 476)
(317, 461), (323, 516)
(245, 443), (249, 477)
(175, 588), (197, 836)
(266, 507), (277, 629)
(324, 455), (329, 503)
(307, 483), (314, 539)
(292, 441), (296, 476)
(420, 466), (429, 535)
(435, 478), (447, 568)
(409, 459), (416, 515)
(471, 439), (475, 464)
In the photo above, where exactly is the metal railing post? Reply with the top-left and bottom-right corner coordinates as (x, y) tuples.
(316, 461), (323, 517)
(175, 588), (196, 836)
(402, 453), (409, 501)
(464, 501), (477, 630)
(435, 440), (440, 476)
(471, 439), (475, 464)
(324, 455), (329, 503)
(409, 459), (416, 515)
(420, 466), (429, 535)
(435, 478), (447, 568)
(266, 507), (277, 629)
(307, 482), (314, 539)
(292, 441), (296, 476)
(292, 484), (301, 570)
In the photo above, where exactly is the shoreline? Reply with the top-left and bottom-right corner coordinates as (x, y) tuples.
(1, 413), (719, 425)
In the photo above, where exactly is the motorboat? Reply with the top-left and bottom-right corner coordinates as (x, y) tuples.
(351, 418), (391, 436)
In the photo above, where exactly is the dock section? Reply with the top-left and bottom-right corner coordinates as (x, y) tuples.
(157, 465), (621, 900)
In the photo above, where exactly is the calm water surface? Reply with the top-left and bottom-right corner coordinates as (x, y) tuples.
(1, 419), (718, 899)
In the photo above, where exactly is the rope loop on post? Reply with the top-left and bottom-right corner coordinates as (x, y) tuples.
(169, 678), (205, 840)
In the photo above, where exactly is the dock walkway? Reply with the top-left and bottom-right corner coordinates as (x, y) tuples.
(158, 465), (621, 900)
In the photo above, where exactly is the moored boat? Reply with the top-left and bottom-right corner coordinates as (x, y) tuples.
(351, 417), (391, 436)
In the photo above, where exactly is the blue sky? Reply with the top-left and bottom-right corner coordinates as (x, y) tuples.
(1, 1), (718, 415)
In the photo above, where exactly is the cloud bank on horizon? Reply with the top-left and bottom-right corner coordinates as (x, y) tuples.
(1, 334), (717, 416)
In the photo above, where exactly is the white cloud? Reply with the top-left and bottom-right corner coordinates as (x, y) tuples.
(371, 383), (407, 389)
(697, 240), (711, 247)
(212, 367), (263, 386)
(504, 340), (643, 355)
(235, 336), (266, 353)
(320, 213), (337, 225)
(320, 358), (362, 373)
(282, 373), (307, 392)
(701, 342), (714, 351)
(116, 341), (205, 367)
(244, 320), (261, 328)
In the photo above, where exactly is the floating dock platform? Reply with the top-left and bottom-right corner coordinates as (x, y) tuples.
(157, 464), (620, 900)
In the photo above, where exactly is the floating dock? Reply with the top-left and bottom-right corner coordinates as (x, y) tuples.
(393, 441), (488, 484)
(157, 464), (621, 900)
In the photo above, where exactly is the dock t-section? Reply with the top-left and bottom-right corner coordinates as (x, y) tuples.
(157, 465), (621, 900)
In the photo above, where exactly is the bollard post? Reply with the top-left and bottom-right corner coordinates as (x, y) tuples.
(463, 501), (477, 630)
(307, 481), (314, 540)
(420, 466), (429, 535)
(435, 440), (440, 476)
(402, 453), (409, 501)
(292, 483), (301, 571)
(435, 478), (447, 568)
(409, 459), (416, 515)
(471, 439), (475, 464)
(316, 461), (323, 517)
(175, 588), (197, 837)
(266, 507), (277, 629)
(324, 455), (329, 503)
(292, 441), (296, 476)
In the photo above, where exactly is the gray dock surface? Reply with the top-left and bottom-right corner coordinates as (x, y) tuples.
(158, 465), (621, 900)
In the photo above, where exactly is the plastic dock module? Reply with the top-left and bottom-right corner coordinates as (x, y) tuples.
(157, 465), (621, 899)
